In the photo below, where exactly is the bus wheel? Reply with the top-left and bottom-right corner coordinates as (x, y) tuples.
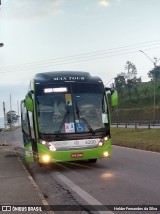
(88, 159), (97, 163)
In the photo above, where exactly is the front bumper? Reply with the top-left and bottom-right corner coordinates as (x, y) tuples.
(38, 140), (112, 163)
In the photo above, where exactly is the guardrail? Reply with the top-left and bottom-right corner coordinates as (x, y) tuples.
(111, 122), (160, 129)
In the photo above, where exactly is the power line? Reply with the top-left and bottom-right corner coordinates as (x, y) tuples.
(1, 40), (159, 71)
(1, 46), (159, 74)
(0, 40), (160, 74)
(1, 39), (159, 69)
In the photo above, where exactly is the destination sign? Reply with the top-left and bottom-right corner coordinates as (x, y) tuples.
(44, 87), (68, 93)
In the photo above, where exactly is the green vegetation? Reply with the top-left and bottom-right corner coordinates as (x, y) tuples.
(112, 63), (160, 119)
(111, 79), (160, 122)
(111, 128), (160, 153)
(111, 64), (160, 151)
(118, 80), (160, 109)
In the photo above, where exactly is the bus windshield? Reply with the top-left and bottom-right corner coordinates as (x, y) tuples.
(36, 84), (108, 134)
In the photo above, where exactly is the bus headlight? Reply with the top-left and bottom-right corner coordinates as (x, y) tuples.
(104, 136), (108, 141)
(98, 136), (109, 147)
(98, 141), (103, 147)
(42, 155), (50, 162)
(42, 141), (46, 145)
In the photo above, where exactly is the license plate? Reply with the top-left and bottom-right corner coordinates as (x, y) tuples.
(71, 153), (83, 158)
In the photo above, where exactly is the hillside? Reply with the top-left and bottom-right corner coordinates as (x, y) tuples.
(111, 107), (160, 123)
(111, 80), (160, 122)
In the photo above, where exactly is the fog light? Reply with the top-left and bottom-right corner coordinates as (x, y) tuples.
(103, 151), (109, 157)
(42, 155), (50, 162)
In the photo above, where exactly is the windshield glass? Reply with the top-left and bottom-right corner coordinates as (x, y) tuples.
(73, 84), (106, 132)
(36, 84), (108, 134)
(37, 93), (68, 134)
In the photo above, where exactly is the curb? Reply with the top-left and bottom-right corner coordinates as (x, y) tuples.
(14, 149), (55, 214)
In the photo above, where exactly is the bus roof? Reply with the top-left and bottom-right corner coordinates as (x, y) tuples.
(33, 71), (103, 84)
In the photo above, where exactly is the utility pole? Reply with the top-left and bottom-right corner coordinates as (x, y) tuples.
(10, 94), (12, 127)
(17, 100), (20, 126)
(139, 50), (160, 122)
(3, 102), (7, 129)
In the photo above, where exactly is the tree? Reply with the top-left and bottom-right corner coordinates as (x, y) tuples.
(114, 75), (126, 105)
(125, 61), (137, 79)
(126, 77), (141, 100)
(142, 86), (150, 102)
(124, 61), (140, 100)
(6, 111), (19, 127)
(148, 65), (160, 80)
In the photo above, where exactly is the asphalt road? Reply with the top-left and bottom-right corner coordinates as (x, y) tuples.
(1, 128), (160, 214)
(0, 128), (23, 147)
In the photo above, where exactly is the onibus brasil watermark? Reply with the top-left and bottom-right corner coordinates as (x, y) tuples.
(0, 205), (159, 212)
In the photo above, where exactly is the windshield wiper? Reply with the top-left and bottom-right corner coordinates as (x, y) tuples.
(75, 100), (95, 135)
(57, 111), (69, 133)
(56, 101), (70, 134)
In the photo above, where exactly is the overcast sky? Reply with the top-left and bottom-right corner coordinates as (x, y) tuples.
(0, 0), (160, 117)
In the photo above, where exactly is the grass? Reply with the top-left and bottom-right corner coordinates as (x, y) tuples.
(111, 128), (160, 153)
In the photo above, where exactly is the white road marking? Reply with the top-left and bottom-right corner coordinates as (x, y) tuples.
(54, 172), (114, 214)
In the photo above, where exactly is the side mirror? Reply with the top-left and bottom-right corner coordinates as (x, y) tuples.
(25, 95), (33, 112)
(105, 87), (118, 107)
(111, 90), (118, 107)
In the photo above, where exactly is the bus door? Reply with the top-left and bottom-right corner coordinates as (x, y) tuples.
(21, 100), (35, 163)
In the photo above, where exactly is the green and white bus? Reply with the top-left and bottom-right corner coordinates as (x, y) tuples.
(21, 71), (118, 165)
